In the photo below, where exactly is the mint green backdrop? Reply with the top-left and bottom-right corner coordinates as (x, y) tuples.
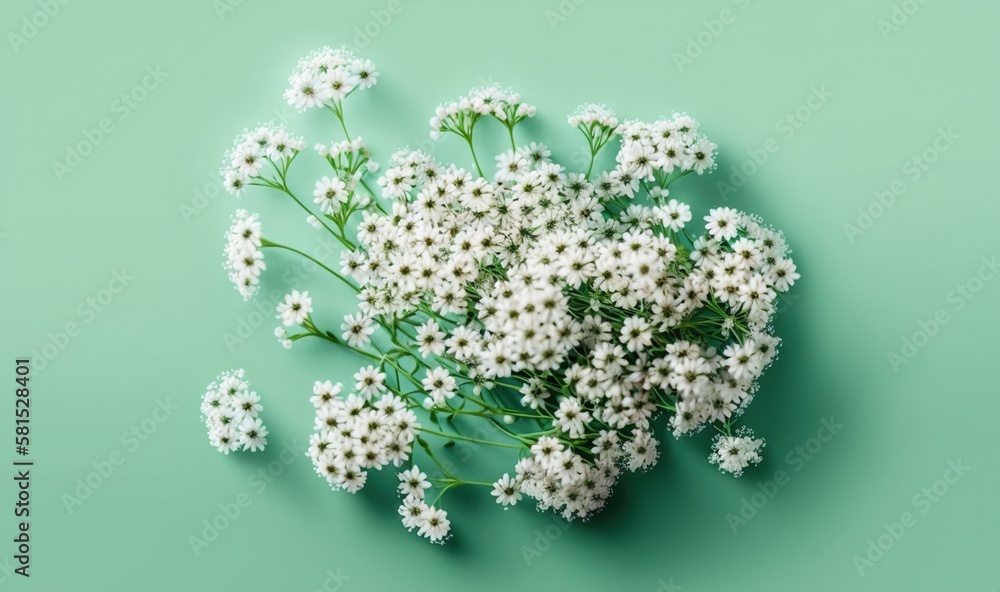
(2, 1), (997, 590)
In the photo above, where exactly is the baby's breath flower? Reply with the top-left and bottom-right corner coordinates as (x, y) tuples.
(200, 370), (267, 453)
(208, 50), (799, 544)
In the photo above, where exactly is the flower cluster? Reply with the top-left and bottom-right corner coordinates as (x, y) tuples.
(709, 427), (765, 477)
(306, 379), (420, 491)
(568, 104), (619, 172)
(211, 49), (799, 543)
(200, 369), (268, 453)
(568, 103), (619, 129)
(617, 113), (719, 180)
(430, 85), (536, 141)
(397, 466), (451, 542)
(221, 125), (306, 197)
(339, 138), (794, 517)
(223, 210), (265, 299)
(284, 47), (379, 110)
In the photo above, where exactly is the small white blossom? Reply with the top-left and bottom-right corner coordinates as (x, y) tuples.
(200, 370), (267, 453)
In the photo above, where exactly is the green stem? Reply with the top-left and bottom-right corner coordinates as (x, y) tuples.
(465, 133), (485, 178)
(338, 113), (351, 140)
(429, 483), (456, 508)
(417, 427), (524, 449)
(278, 186), (352, 248)
(261, 240), (359, 292)
(306, 326), (382, 363)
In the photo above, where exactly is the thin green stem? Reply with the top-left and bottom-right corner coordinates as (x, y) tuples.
(465, 134), (485, 178)
(278, 186), (352, 248)
(417, 427), (524, 449)
(338, 114), (351, 140)
(261, 240), (359, 292)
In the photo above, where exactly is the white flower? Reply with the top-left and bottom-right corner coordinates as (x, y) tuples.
(354, 365), (387, 399)
(231, 144), (264, 177)
(321, 67), (359, 101)
(709, 429), (765, 477)
(209, 426), (239, 454)
(624, 430), (659, 471)
(769, 258), (800, 292)
(223, 170), (248, 195)
(415, 319), (446, 358)
(313, 176), (349, 214)
(276, 290), (313, 326)
(352, 58), (380, 90)
(341, 313), (375, 348)
(399, 495), (427, 531)
(495, 150), (528, 182)
(286, 73), (323, 109)
(553, 397), (591, 439)
(417, 506), (451, 543)
(339, 465), (368, 493)
(230, 215), (262, 251)
(657, 199), (692, 231)
(238, 417), (268, 452)
(620, 316), (653, 353)
(310, 380), (343, 409)
(398, 466), (431, 499)
(490, 473), (522, 506)
(231, 249), (265, 277)
(232, 390), (262, 422)
(421, 367), (456, 404)
(705, 207), (739, 241)
(723, 342), (760, 381)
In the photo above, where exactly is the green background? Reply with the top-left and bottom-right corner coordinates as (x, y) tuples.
(2, 0), (997, 590)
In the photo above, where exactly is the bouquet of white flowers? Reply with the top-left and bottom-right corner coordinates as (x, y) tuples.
(211, 47), (799, 543)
